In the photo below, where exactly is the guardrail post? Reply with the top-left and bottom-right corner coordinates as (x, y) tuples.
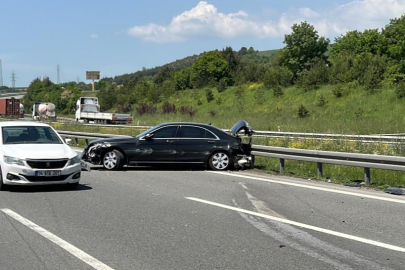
(280, 158), (285, 174)
(85, 139), (89, 145)
(75, 138), (79, 145)
(364, 168), (371, 185)
(250, 155), (255, 169)
(317, 162), (323, 177)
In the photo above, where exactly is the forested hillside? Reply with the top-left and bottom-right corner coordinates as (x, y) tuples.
(23, 15), (405, 133)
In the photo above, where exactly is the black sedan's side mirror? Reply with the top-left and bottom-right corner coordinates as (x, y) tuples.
(144, 133), (154, 140)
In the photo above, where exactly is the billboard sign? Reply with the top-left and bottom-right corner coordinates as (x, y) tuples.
(86, 71), (100, 80)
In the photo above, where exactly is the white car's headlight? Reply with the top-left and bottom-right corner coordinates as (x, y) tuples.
(4, 156), (25, 166)
(67, 155), (81, 166)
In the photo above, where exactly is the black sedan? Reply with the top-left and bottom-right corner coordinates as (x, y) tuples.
(81, 120), (253, 171)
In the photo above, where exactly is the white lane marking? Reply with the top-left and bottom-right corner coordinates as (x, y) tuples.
(1, 209), (115, 270)
(209, 171), (405, 204)
(185, 197), (405, 253)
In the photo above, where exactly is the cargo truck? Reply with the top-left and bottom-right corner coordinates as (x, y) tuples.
(32, 102), (57, 120)
(75, 97), (132, 124)
(0, 98), (21, 118)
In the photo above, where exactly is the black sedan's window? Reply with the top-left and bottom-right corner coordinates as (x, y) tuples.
(152, 126), (178, 138)
(177, 126), (216, 139)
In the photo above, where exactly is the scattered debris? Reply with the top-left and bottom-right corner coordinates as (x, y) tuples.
(279, 245), (286, 248)
(343, 183), (361, 187)
(383, 187), (405, 195)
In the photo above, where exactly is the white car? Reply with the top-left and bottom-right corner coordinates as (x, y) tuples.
(0, 121), (81, 190)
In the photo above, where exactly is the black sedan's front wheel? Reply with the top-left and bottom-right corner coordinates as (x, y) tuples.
(103, 150), (124, 170)
(209, 152), (231, 171)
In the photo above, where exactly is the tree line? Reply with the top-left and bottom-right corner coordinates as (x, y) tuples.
(24, 14), (405, 114)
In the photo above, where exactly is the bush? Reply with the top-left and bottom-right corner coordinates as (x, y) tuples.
(316, 93), (326, 106)
(297, 104), (309, 118)
(205, 88), (214, 102)
(118, 104), (132, 113)
(235, 86), (244, 98)
(217, 78), (228, 93)
(273, 85), (283, 97)
(216, 97), (223, 105)
(179, 106), (196, 117)
(209, 110), (216, 117)
(332, 84), (344, 98)
(136, 104), (157, 115)
(162, 102), (177, 114)
(254, 86), (265, 104)
(395, 81), (405, 98)
(263, 66), (293, 88)
(297, 60), (329, 92)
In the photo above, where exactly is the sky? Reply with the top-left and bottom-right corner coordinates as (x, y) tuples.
(1, 0), (404, 86)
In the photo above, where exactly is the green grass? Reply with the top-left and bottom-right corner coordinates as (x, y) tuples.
(128, 84), (405, 134)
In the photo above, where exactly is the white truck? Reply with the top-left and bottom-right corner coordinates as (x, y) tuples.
(75, 97), (133, 124)
(32, 102), (56, 120)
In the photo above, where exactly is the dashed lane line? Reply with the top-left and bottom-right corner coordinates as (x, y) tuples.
(1, 209), (115, 270)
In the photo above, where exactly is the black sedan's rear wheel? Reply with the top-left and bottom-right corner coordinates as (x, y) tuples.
(103, 150), (124, 170)
(209, 152), (231, 171)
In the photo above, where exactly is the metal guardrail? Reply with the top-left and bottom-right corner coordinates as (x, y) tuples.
(53, 119), (405, 143)
(57, 130), (405, 185)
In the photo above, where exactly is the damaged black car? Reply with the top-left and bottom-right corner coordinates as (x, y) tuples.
(81, 120), (253, 171)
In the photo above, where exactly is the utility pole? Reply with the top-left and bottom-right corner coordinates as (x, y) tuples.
(57, 64), (61, 84)
(10, 71), (16, 92)
(0, 59), (3, 87)
(77, 77), (80, 84)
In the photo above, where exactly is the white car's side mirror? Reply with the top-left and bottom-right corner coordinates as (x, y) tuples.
(65, 138), (72, 145)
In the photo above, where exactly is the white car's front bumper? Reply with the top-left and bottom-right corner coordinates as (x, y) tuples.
(1, 162), (81, 186)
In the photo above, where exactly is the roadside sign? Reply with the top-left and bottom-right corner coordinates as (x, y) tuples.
(86, 71), (100, 80)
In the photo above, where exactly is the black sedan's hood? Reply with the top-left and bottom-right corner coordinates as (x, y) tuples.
(230, 120), (253, 137)
(90, 136), (135, 145)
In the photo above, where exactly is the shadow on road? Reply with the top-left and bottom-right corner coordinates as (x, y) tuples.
(90, 164), (208, 172)
(3, 183), (93, 193)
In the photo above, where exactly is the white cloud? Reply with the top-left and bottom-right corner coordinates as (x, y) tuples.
(90, 33), (98, 39)
(127, 0), (405, 43)
(128, 1), (278, 43)
(299, 8), (319, 18)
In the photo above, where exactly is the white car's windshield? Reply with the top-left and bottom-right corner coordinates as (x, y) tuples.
(2, 126), (62, 144)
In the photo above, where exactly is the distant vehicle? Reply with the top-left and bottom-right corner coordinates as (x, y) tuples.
(32, 102), (56, 120)
(82, 120), (253, 171)
(19, 103), (24, 118)
(0, 98), (21, 118)
(75, 97), (132, 124)
(0, 121), (82, 190)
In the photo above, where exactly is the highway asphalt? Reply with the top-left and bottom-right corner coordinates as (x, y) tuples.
(0, 160), (404, 270)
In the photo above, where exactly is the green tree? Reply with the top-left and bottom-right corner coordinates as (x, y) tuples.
(383, 15), (405, 63)
(330, 29), (385, 61)
(281, 21), (330, 77)
(173, 68), (192, 90)
(222, 46), (240, 73)
(154, 66), (173, 85)
(190, 51), (230, 88)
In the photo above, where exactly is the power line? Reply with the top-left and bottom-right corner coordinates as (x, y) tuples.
(0, 59), (3, 87)
(10, 71), (16, 92)
(57, 64), (61, 84)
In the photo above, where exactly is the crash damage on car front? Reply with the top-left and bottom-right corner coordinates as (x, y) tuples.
(81, 137), (133, 165)
(228, 120), (254, 169)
